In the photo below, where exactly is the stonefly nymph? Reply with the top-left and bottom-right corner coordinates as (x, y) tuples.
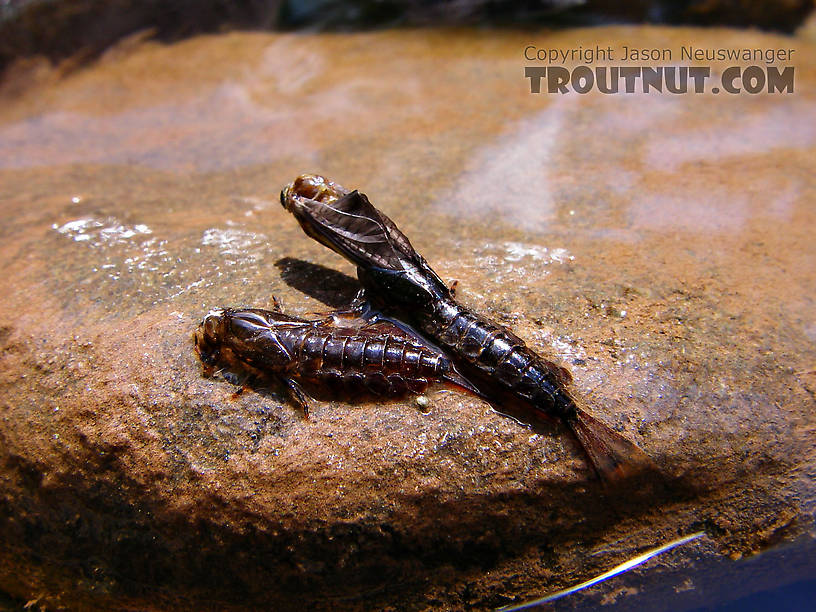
(194, 301), (479, 414)
(282, 174), (655, 480)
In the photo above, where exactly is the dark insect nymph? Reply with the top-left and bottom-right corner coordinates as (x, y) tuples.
(194, 300), (479, 415)
(281, 174), (655, 480)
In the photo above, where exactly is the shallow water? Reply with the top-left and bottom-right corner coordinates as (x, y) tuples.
(0, 26), (814, 610)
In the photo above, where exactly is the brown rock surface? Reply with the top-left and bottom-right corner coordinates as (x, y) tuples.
(0, 27), (815, 610)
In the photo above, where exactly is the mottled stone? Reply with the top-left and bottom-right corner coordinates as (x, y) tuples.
(0, 26), (814, 610)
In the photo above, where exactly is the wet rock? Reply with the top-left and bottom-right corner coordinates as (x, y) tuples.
(0, 26), (815, 610)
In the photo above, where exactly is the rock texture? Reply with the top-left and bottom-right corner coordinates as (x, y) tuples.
(0, 26), (815, 610)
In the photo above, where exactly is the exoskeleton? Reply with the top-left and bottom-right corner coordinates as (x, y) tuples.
(194, 302), (478, 414)
(281, 174), (654, 479)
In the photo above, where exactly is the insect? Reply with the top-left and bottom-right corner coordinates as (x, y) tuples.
(193, 300), (479, 415)
(281, 174), (654, 480)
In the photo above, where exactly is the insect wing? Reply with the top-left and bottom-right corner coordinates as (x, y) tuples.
(292, 190), (418, 270)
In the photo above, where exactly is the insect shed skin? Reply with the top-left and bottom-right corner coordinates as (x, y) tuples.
(193, 304), (479, 412)
(282, 174), (656, 481)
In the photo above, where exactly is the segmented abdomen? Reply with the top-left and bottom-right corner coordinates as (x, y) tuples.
(287, 330), (451, 396)
(419, 298), (576, 418)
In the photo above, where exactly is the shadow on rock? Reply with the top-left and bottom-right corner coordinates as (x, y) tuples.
(275, 257), (360, 309)
(0, 441), (693, 611)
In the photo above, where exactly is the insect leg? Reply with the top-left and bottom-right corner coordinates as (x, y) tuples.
(281, 376), (310, 418)
(271, 296), (283, 312)
(314, 289), (380, 328)
(349, 288), (372, 314)
(321, 289), (375, 320)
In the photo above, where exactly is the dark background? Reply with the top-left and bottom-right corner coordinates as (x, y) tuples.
(2, 0), (814, 74)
